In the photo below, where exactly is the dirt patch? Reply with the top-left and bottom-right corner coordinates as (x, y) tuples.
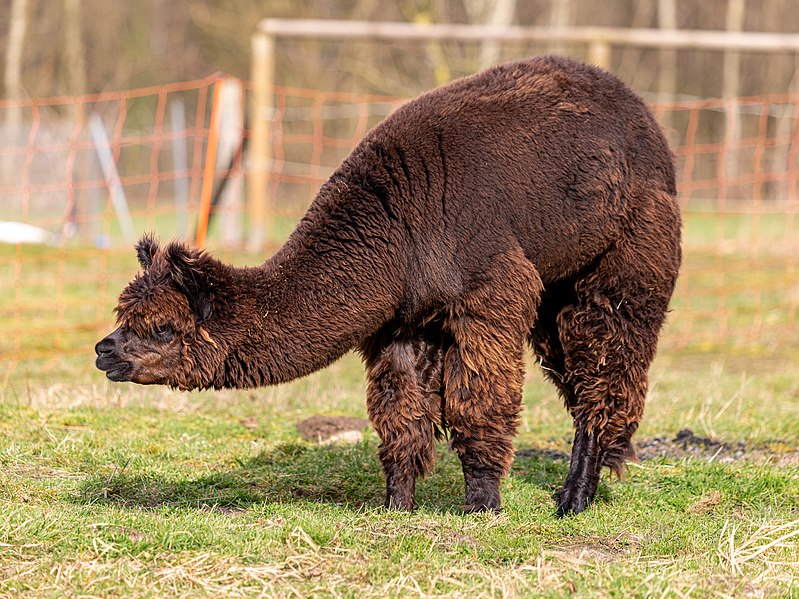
(552, 532), (645, 563)
(296, 418), (799, 465)
(636, 428), (799, 466)
(296, 416), (370, 444)
(514, 447), (571, 461)
(518, 429), (799, 466)
(635, 428), (747, 463)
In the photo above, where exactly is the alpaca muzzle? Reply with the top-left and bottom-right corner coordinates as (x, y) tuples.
(94, 329), (132, 382)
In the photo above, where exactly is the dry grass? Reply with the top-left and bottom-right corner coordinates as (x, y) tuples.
(719, 519), (799, 582)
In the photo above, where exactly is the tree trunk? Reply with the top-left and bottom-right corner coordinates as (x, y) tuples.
(64, 0), (86, 97)
(723, 0), (746, 203)
(469, 0), (517, 69)
(3, 0), (29, 208)
(64, 0), (87, 238)
(549, 0), (571, 56)
(4, 0), (28, 102)
(658, 0), (677, 115)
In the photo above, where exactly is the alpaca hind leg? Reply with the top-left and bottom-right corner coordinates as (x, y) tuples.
(530, 296), (601, 516)
(555, 201), (680, 516)
(554, 298), (653, 517)
(363, 332), (442, 510)
(444, 248), (543, 513)
(529, 281), (575, 400)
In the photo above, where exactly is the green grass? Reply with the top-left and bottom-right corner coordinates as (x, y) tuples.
(1, 352), (798, 597)
(1, 210), (798, 596)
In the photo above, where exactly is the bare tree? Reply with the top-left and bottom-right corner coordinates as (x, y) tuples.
(723, 0), (746, 198)
(658, 0), (677, 100)
(63, 0), (87, 236)
(723, 0), (746, 99)
(63, 0), (86, 97)
(549, 0), (571, 55)
(658, 0), (677, 133)
(464, 0), (518, 68)
(3, 0), (29, 202)
(4, 0), (29, 104)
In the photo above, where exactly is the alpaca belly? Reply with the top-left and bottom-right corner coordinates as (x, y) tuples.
(397, 244), (464, 324)
(518, 218), (621, 285)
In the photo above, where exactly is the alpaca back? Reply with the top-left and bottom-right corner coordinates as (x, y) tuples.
(324, 55), (676, 292)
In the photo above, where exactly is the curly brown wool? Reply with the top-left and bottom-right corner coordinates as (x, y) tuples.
(96, 55), (681, 517)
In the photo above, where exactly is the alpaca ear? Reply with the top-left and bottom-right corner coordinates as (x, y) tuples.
(135, 233), (160, 270)
(164, 241), (216, 322)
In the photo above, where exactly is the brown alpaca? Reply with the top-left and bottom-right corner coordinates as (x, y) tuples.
(96, 56), (681, 517)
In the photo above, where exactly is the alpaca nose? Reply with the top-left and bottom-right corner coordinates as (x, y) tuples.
(95, 335), (116, 356)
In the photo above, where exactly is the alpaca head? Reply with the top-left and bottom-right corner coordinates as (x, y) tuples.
(95, 234), (227, 390)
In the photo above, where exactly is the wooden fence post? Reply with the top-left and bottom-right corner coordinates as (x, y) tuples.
(588, 38), (611, 69)
(170, 97), (190, 239)
(195, 78), (223, 249)
(218, 77), (245, 247)
(248, 31), (275, 252)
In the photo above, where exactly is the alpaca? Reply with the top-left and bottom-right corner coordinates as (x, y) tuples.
(95, 55), (681, 516)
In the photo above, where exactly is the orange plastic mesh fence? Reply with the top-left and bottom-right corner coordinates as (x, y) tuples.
(1, 78), (797, 379)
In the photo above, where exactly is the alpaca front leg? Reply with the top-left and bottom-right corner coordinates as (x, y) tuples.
(363, 334), (438, 511)
(444, 248), (542, 513)
(444, 334), (526, 513)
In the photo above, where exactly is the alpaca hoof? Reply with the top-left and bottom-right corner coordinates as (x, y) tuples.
(462, 487), (502, 514)
(554, 486), (593, 518)
(384, 496), (414, 512)
(462, 502), (501, 514)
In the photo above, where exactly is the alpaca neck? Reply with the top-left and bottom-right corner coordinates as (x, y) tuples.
(216, 185), (404, 388)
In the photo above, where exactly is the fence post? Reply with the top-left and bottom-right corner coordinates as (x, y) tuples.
(248, 30), (275, 252)
(588, 39), (611, 70)
(170, 97), (190, 239)
(218, 78), (245, 246)
(195, 78), (224, 249)
(88, 112), (135, 244)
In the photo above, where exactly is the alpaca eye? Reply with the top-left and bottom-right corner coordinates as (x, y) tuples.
(154, 325), (175, 341)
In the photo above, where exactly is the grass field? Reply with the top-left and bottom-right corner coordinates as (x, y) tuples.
(1, 353), (798, 597)
(1, 211), (798, 597)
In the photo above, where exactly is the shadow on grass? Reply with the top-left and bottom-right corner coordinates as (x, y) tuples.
(76, 441), (385, 512)
(511, 448), (613, 510)
(74, 440), (589, 515)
